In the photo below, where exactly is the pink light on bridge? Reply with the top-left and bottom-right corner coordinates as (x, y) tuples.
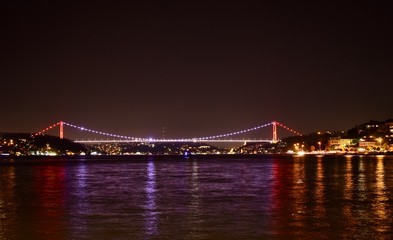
(272, 121), (277, 143)
(59, 121), (64, 139)
(35, 120), (302, 142)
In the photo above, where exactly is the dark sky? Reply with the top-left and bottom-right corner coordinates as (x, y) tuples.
(1, 1), (392, 139)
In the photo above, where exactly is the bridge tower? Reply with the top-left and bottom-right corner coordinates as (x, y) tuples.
(272, 121), (277, 143)
(59, 121), (64, 139)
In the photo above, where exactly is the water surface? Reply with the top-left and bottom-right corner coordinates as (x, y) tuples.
(1, 155), (393, 239)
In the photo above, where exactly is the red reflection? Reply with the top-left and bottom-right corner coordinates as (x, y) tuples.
(0, 166), (17, 239)
(270, 157), (295, 234)
(32, 164), (66, 239)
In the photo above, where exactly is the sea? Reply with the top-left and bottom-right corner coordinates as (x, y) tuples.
(1, 154), (393, 239)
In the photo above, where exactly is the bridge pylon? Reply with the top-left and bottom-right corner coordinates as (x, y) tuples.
(59, 121), (64, 139)
(272, 121), (277, 143)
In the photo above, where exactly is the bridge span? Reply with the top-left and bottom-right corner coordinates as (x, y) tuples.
(74, 139), (274, 144)
(35, 120), (302, 143)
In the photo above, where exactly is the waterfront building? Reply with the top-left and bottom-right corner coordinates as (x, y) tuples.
(328, 137), (357, 151)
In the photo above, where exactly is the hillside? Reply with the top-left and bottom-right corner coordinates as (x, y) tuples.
(0, 133), (88, 156)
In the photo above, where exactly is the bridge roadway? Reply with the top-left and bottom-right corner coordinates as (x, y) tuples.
(75, 139), (274, 144)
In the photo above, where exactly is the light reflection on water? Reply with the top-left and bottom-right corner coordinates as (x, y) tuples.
(189, 160), (202, 233)
(290, 157), (306, 228)
(314, 156), (326, 227)
(1, 155), (393, 239)
(357, 158), (367, 200)
(144, 160), (158, 236)
(69, 163), (89, 239)
(373, 156), (390, 234)
(342, 156), (355, 239)
(0, 165), (16, 240)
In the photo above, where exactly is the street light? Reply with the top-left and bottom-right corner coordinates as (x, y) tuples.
(377, 138), (382, 146)
(294, 143), (299, 151)
(318, 142), (321, 151)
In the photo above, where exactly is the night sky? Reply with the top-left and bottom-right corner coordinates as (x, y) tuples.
(1, 1), (392, 140)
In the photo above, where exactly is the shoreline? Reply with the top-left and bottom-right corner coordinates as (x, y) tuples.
(1, 152), (393, 160)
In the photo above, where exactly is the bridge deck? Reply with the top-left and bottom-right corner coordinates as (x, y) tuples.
(75, 139), (274, 144)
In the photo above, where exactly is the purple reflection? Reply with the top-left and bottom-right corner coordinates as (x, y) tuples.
(190, 160), (200, 216)
(77, 164), (87, 189)
(68, 163), (89, 239)
(144, 160), (158, 236)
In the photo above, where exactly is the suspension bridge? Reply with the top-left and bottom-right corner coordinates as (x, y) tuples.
(34, 121), (302, 144)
